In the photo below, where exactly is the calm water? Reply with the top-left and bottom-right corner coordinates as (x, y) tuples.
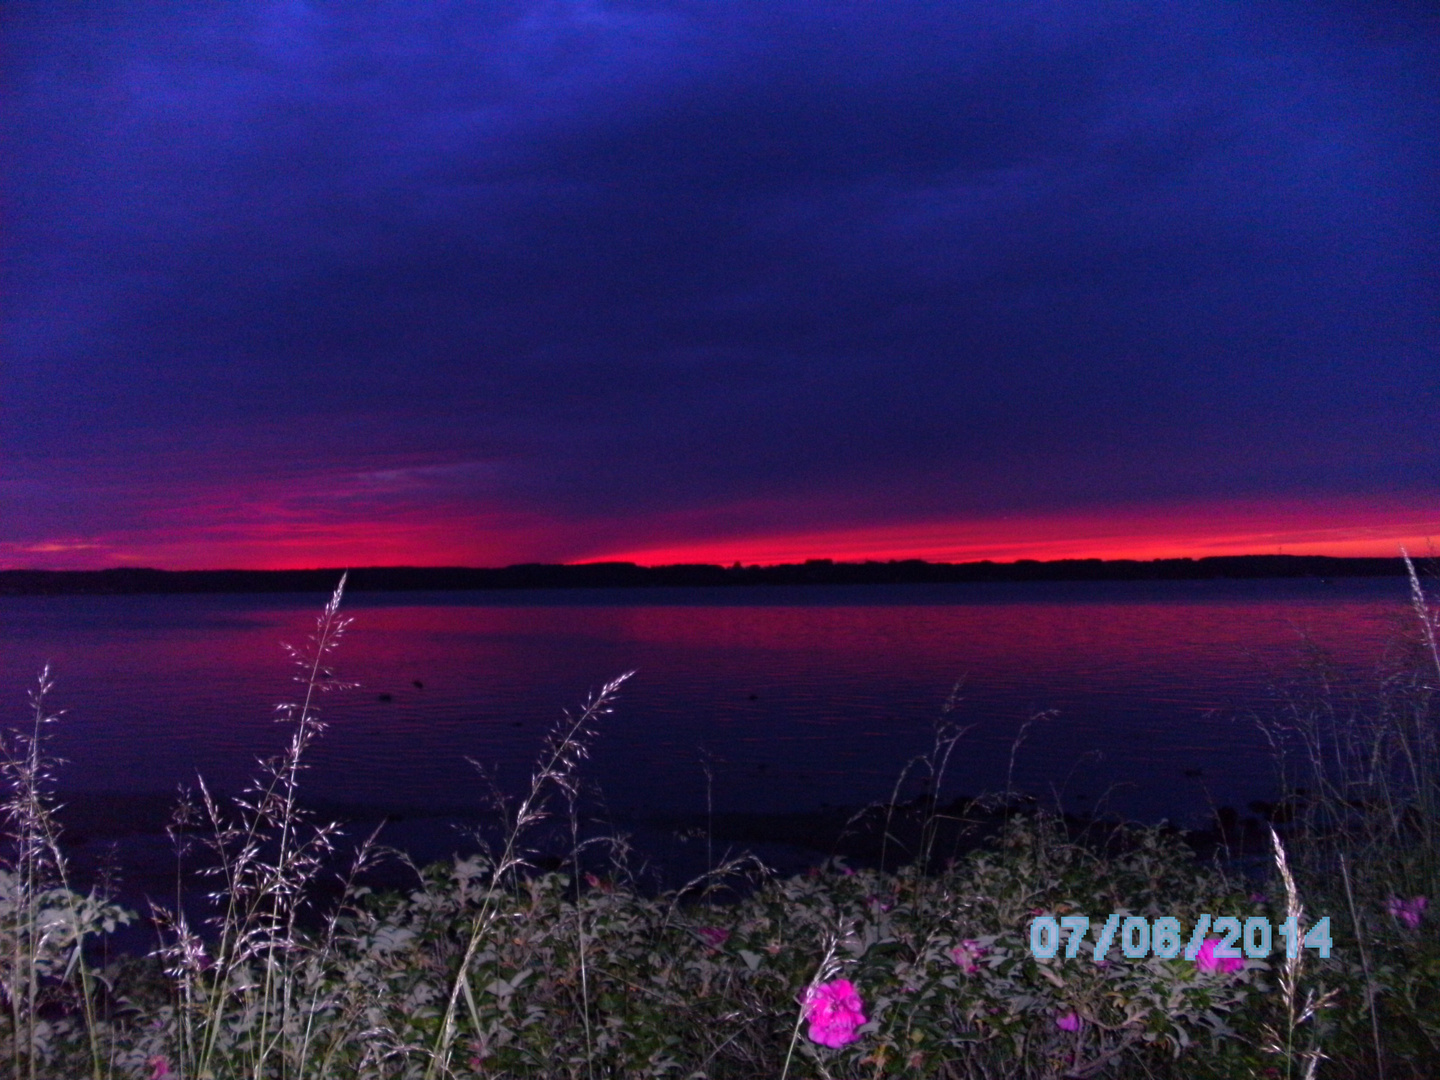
(0, 578), (1417, 830)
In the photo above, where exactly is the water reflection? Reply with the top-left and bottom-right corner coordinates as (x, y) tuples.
(0, 579), (1408, 830)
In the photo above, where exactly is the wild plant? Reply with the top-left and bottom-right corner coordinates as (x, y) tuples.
(778, 927), (850, 1080)
(1261, 558), (1438, 878)
(865, 682), (972, 875)
(1252, 555), (1440, 1073)
(1258, 826), (1337, 1080)
(141, 572), (382, 1079)
(0, 665), (133, 1080)
(424, 669), (633, 1079)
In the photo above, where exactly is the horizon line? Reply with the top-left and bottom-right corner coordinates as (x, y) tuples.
(0, 551), (1415, 575)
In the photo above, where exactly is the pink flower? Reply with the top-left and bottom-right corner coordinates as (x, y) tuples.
(467, 1034), (490, 1066)
(1194, 937), (1245, 974)
(1387, 895), (1427, 928)
(697, 927), (730, 949)
(148, 1057), (173, 1080)
(802, 978), (867, 1048)
(1055, 1011), (1082, 1032)
(583, 872), (615, 894)
(948, 939), (986, 974)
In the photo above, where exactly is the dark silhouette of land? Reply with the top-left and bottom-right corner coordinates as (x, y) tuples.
(0, 554), (1413, 595)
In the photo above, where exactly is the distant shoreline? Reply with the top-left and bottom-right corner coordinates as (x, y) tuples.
(0, 554), (1415, 595)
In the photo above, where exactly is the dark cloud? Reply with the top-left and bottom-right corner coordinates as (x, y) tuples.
(3, 1), (1437, 566)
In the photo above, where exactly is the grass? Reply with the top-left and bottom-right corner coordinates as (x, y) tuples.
(1, 567), (1437, 1078)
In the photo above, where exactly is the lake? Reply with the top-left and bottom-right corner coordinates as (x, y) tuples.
(0, 577), (1418, 840)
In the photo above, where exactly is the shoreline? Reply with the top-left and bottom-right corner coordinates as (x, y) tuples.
(51, 786), (1285, 927)
(0, 553), (1414, 595)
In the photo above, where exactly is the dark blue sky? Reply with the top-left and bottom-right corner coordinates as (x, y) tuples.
(4, 1), (1437, 568)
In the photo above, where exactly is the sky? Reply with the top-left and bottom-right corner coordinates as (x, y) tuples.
(3, 0), (1438, 571)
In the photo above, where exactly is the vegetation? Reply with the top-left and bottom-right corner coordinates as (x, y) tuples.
(1, 566), (1437, 1078)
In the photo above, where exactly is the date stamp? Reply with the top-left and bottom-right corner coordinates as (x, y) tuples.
(1028, 913), (1333, 961)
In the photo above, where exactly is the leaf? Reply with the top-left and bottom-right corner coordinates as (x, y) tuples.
(372, 925), (416, 953)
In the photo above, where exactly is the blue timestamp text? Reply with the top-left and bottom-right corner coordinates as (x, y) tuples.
(1028, 913), (1333, 962)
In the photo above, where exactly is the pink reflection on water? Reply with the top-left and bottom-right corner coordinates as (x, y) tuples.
(0, 579), (1407, 824)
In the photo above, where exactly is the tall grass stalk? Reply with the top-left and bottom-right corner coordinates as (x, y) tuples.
(777, 929), (844, 1080)
(425, 670), (633, 1079)
(151, 572), (356, 1080)
(1, 665), (131, 1080)
(1262, 825), (1336, 1080)
(1338, 853), (1383, 1080)
(1261, 559), (1438, 888)
(1254, 554), (1440, 1075)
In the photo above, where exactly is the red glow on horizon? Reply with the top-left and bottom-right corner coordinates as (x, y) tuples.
(0, 511), (554, 572)
(4, 496), (1435, 572)
(584, 501), (1440, 568)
